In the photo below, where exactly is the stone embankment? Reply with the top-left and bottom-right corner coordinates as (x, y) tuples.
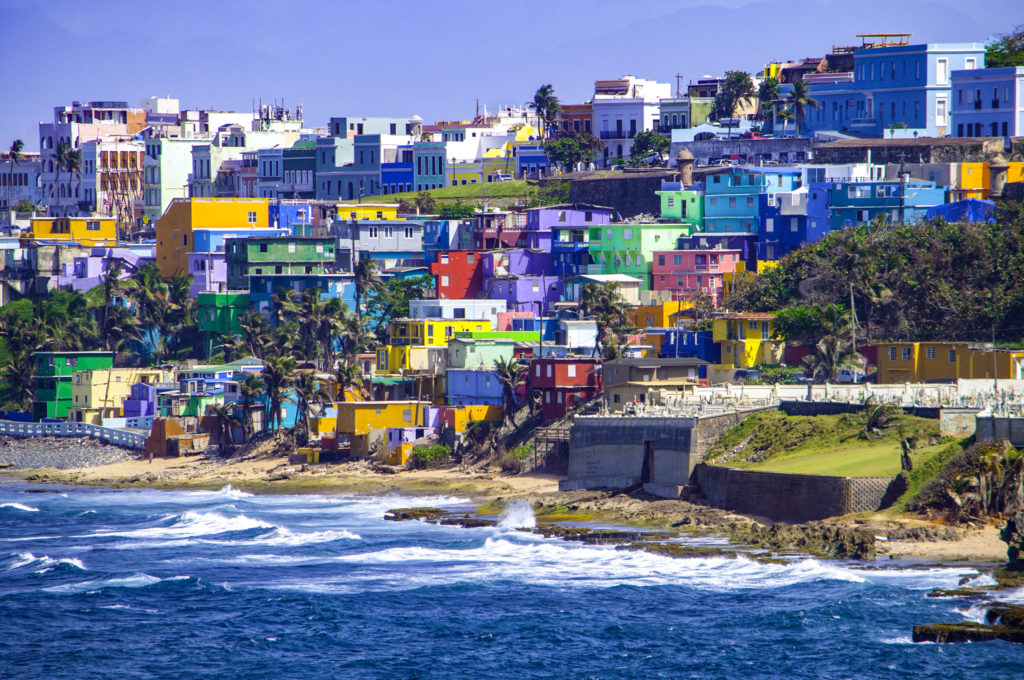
(0, 436), (132, 470)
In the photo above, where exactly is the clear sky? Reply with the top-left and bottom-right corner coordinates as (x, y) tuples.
(0, 0), (1018, 151)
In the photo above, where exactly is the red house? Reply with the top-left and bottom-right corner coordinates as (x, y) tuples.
(431, 250), (484, 299)
(651, 249), (742, 306)
(530, 357), (602, 422)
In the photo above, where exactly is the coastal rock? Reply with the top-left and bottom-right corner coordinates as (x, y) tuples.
(738, 522), (876, 560)
(913, 622), (1024, 644)
(999, 510), (1024, 568)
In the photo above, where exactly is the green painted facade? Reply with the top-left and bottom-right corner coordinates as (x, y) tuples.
(31, 351), (114, 420)
(656, 189), (705, 227)
(454, 331), (541, 342)
(197, 291), (250, 337)
(225, 236), (336, 289)
(447, 338), (516, 369)
(587, 223), (697, 289)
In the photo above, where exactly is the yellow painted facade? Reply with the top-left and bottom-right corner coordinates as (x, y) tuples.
(628, 300), (694, 329)
(335, 401), (430, 437)
(952, 162), (1024, 201)
(713, 314), (783, 369)
(376, 345), (449, 374)
(335, 203), (402, 221)
(389, 319), (493, 347)
(69, 368), (173, 424)
(444, 404), (503, 433)
(155, 197), (270, 278)
(875, 342), (1024, 383)
(24, 217), (118, 247)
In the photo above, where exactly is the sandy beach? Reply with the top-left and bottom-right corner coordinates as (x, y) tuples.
(2, 450), (1011, 564)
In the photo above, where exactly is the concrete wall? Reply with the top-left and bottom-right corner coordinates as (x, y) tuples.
(813, 138), (1023, 165)
(568, 171), (675, 218)
(976, 416), (1024, 447)
(940, 408), (981, 438)
(670, 138), (814, 164)
(694, 464), (895, 522)
(560, 408), (770, 498)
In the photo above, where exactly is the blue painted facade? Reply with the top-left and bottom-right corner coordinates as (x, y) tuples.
(413, 142), (447, 191)
(703, 167), (801, 234)
(826, 179), (947, 229)
(191, 227), (290, 254)
(381, 145), (414, 195)
(805, 42), (985, 138)
(446, 368), (503, 407)
(515, 143), (549, 178)
(510, 316), (559, 343)
(270, 201), (318, 236)
(248, 274), (355, 314)
(657, 330), (718, 370)
(951, 66), (1024, 138)
(757, 188), (830, 261)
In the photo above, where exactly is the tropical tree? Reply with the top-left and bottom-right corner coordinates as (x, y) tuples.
(544, 132), (603, 171)
(49, 141), (82, 206)
(776, 107), (794, 136)
(353, 257), (384, 322)
(261, 355), (296, 437)
(986, 24), (1024, 67)
(126, 262), (170, 362)
(335, 360), (367, 402)
(362, 274), (433, 343)
(492, 357), (527, 425)
(6, 139), (24, 217)
(712, 71), (755, 139)
(579, 282), (629, 359)
(758, 77), (780, 122)
(238, 373), (265, 439)
(628, 130), (670, 166)
(205, 403), (241, 457)
(531, 84), (561, 140)
(292, 370), (330, 447)
(786, 80), (819, 137)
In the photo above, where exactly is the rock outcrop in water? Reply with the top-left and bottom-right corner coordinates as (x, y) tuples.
(999, 510), (1024, 569)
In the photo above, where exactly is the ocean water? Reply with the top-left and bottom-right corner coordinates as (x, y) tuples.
(1, 483), (1021, 679)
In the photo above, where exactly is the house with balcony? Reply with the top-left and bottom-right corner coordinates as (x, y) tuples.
(951, 66), (1024, 138)
(225, 235), (336, 290)
(591, 76), (672, 167)
(804, 35), (986, 138)
(329, 219), (424, 271)
(826, 179), (946, 229)
(538, 204), (614, 275)
(69, 367), (173, 424)
(712, 313), (783, 381)
(651, 248), (742, 305)
(447, 338), (517, 370)
(470, 210), (528, 249)
(603, 357), (706, 409)
(409, 299), (505, 326)
(530, 357), (601, 421)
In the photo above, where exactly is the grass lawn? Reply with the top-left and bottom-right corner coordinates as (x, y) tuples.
(368, 180), (537, 204)
(707, 410), (960, 478)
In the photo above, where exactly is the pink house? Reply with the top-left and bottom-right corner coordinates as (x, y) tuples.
(651, 249), (742, 305)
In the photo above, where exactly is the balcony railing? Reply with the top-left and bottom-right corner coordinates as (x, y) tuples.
(599, 130), (637, 140)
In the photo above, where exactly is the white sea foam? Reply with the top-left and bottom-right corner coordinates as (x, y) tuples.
(1, 535), (61, 542)
(258, 527), (361, 546)
(43, 573), (189, 594)
(1, 502), (40, 512)
(86, 511), (274, 540)
(2, 552), (86, 573)
(879, 636), (916, 645)
(214, 485), (253, 500)
(497, 500), (536, 530)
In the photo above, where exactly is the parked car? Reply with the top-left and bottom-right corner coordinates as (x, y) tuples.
(836, 368), (866, 384)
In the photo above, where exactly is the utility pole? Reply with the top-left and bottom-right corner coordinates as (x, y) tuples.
(897, 152), (906, 225)
(675, 74), (685, 98)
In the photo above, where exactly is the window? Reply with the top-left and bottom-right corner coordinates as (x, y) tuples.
(658, 254), (665, 266)
(536, 365), (541, 377)
(936, 58), (948, 85)
(948, 349), (956, 363)
(248, 211), (257, 223)
(259, 243), (268, 253)
(288, 243), (296, 253)
(673, 254), (682, 266)
(926, 346), (936, 359)
(467, 252), (475, 264)
(729, 197), (736, 208)
(902, 347), (912, 360)
(441, 275), (449, 286)
(765, 218), (774, 232)
(623, 228), (632, 240)
(746, 197), (754, 208)
(889, 347), (898, 361)
(936, 98), (947, 125)
(547, 365), (552, 378)
(567, 365), (576, 377)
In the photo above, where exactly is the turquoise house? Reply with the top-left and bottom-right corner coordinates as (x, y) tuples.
(703, 167), (801, 234)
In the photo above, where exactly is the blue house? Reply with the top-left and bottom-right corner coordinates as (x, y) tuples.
(248, 274), (355, 315)
(381, 145), (414, 195)
(804, 39), (986, 138)
(413, 142), (447, 191)
(757, 187), (831, 261)
(826, 179), (947, 229)
(951, 66), (1024, 138)
(657, 330), (717, 375)
(446, 368), (503, 407)
(703, 167), (801, 234)
(515, 143), (549, 178)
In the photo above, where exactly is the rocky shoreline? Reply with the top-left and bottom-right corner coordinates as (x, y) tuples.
(0, 436), (133, 470)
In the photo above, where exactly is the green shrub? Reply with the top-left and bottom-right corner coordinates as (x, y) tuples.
(409, 444), (452, 469)
(508, 444), (533, 460)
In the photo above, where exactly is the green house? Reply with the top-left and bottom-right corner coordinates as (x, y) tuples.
(31, 351), (114, 420)
(447, 338), (517, 369)
(225, 236), (336, 290)
(454, 331), (541, 343)
(656, 186), (705, 228)
(587, 223), (698, 289)
(197, 291), (251, 355)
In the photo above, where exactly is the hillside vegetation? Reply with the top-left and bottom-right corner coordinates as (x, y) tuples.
(726, 202), (1024, 344)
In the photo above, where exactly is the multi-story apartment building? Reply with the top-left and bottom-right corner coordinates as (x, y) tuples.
(155, 197), (271, 277)
(951, 66), (1024, 138)
(651, 248), (742, 304)
(704, 167), (801, 234)
(591, 76), (672, 167)
(0, 154), (42, 220)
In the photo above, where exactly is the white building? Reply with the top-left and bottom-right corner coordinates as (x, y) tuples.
(409, 299), (505, 327)
(591, 76), (672, 167)
(1, 154), (42, 224)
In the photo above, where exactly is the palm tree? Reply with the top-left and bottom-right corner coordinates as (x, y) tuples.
(270, 286), (300, 326)
(49, 142), (82, 210)
(217, 334), (247, 364)
(261, 355), (296, 437)
(531, 84), (561, 140)
(293, 370), (330, 447)
(126, 262), (170, 362)
(803, 335), (864, 383)
(335, 359), (366, 402)
(579, 282), (628, 358)
(786, 80), (819, 138)
(205, 403), (241, 457)
(493, 357), (527, 425)
(240, 311), (274, 359)
(238, 373), (265, 439)
(353, 257), (384, 322)
(6, 139), (24, 219)
(777, 107), (794, 136)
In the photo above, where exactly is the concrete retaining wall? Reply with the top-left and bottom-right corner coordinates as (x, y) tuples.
(670, 138), (814, 164)
(0, 419), (146, 450)
(976, 416), (1024, 447)
(694, 464), (894, 522)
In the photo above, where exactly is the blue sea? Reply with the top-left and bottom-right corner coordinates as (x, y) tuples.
(1, 482), (1021, 679)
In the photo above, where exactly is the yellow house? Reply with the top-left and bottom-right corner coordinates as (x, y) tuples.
(388, 319), (493, 347)
(442, 404), (503, 433)
(628, 300), (694, 330)
(449, 162), (484, 187)
(335, 400), (431, 457)
(875, 342), (1024, 383)
(713, 313), (783, 371)
(155, 197), (270, 278)
(334, 203), (402, 221)
(376, 345), (448, 374)
(69, 367), (173, 424)
(23, 217), (118, 247)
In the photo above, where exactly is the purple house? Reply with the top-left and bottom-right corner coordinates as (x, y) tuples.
(527, 203), (615, 252)
(481, 248), (552, 278)
(59, 247), (153, 292)
(487, 274), (563, 315)
(188, 251), (228, 297)
(123, 382), (157, 418)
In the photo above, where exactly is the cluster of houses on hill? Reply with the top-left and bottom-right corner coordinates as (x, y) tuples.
(3, 31), (1024, 462)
